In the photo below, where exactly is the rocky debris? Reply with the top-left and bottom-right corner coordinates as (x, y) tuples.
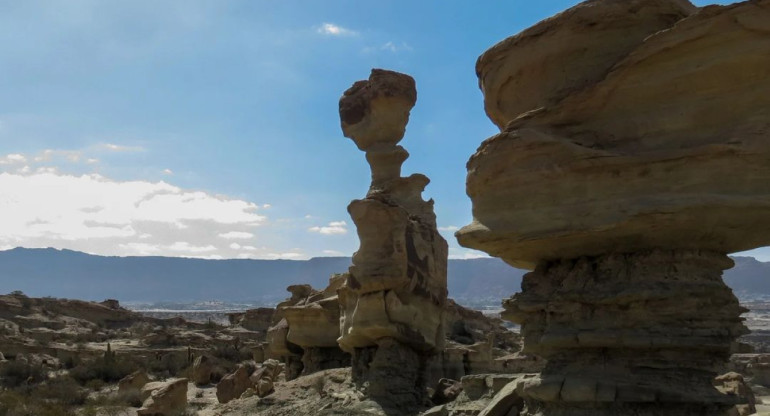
(250, 358), (282, 397)
(215, 362), (256, 404)
(192, 354), (214, 385)
(338, 68), (448, 412)
(477, 379), (524, 416)
(226, 308), (274, 332)
(283, 274), (351, 376)
(715, 372), (756, 416)
(118, 369), (151, 394)
(456, 0), (767, 414)
(429, 374), (529, 416)
(137, 377), (188, 416)
(431, 378), (463, 405)
(444, 299), (519, 351)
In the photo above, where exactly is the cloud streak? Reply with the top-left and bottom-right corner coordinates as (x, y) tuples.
(317, 23), (357, 37)
(308, 220), (348, 235)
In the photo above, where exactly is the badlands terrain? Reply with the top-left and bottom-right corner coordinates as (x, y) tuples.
(1, 0), (769, 414)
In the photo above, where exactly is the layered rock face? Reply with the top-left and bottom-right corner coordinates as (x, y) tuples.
(459, 0), (770, 270)
(457, 0), (768, 414)
(338, 69), (448, 410)
(266, 280), (349, 380)
(283, 274), (350, 375)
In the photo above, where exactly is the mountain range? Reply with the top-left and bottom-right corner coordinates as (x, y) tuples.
(0, 248), (766, 304)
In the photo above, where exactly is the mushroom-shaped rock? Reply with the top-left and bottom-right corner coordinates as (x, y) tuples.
(457, 0), (767, 415)
(338, 69), (448, 411)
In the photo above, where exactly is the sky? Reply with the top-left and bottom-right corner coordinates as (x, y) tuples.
(1, 0), (762, 262)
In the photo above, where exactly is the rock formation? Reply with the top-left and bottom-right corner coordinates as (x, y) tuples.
(456, 0), (769, 414)
(137, 378), (188, 416)
(265, 278), (350, 380)
(338, 69), (449, 410)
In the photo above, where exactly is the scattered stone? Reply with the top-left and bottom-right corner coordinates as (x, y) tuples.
(191, 354), (213, 386)
(118, 369), (150, 394)
(431, 378), (462, 405)
(137, 377), (188, 416)
(216, 362), (256, 404)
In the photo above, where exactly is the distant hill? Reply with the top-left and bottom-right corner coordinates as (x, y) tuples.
(0, 248), (766, 304)
(0, 248), (524, 304)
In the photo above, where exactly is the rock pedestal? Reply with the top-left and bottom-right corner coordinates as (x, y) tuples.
(505, 250), (747, 415)
(457, 0), (769, 414)
(338, 69), (448, 411)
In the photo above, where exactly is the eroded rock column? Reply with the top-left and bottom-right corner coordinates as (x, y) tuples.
(457, 0), (769, 414)
(505, 251), (747, 415)
(337, 69), (448, 410)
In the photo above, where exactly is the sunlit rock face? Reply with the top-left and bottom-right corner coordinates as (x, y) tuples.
(459, 0), (770, 271)
(457, 0), (768, 414)
(338, 69), (448, 411)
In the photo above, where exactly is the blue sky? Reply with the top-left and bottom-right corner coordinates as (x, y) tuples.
(2, 0), (762, 262)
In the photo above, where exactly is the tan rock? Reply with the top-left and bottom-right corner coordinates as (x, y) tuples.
(459, 0), (770, 270)
(118, 369), (150, 394)
(215, 363), (255, 404)
(456, 0), (766, 415)
(137, 378), (188, 416)
(250, 359), (282, 398)
(715, 372), (756, 416)
(338, 69), (448, 411)
(191, 354), (213, 386)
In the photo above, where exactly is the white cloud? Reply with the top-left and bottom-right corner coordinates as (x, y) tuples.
(381, 41), (412, 53)
(229, 242), (241, 250)
(308, 220), (348, 235)
(262, 204), (271, 209)
(0, 171), (267, 258)
(363, 41), (414, 54)
(219, 231), (254, 239)
(264, 251), (304, 260)
(33, 149), (82, 163)
(168, 241), (216, 253)
(448, 247), (490, 260)
(322, 249), (345, 256)
(100, 143), (145, 152)
(317, 23), (357, 37)
(438, 225), (460, 232)
(0, 154), (27, 164)
(162, 168), (173, 175)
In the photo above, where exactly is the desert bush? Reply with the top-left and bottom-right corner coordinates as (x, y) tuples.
(32, 376), (88, 406)
(212, 344), (251, 364)
(147, 353), (189, 378)
(0, 376), (86, 416)
(0, 361), (46, 387)
(69, 356), (139, 385)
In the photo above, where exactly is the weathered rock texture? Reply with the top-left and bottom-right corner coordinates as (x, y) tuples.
(265, 278), (350, 380)
(459, 0), (770, 270)
(137, 377), (188, 416)
(457, 0), (767, 414)
(338, 69), (449, 410)
(283, 275), (350, 376)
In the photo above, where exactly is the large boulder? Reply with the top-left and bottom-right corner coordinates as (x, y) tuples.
(216, 362), (255, 404)
(137, 378), (188, 416)
(118, 369), (150, 394)
(191, 354), (213, 386)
